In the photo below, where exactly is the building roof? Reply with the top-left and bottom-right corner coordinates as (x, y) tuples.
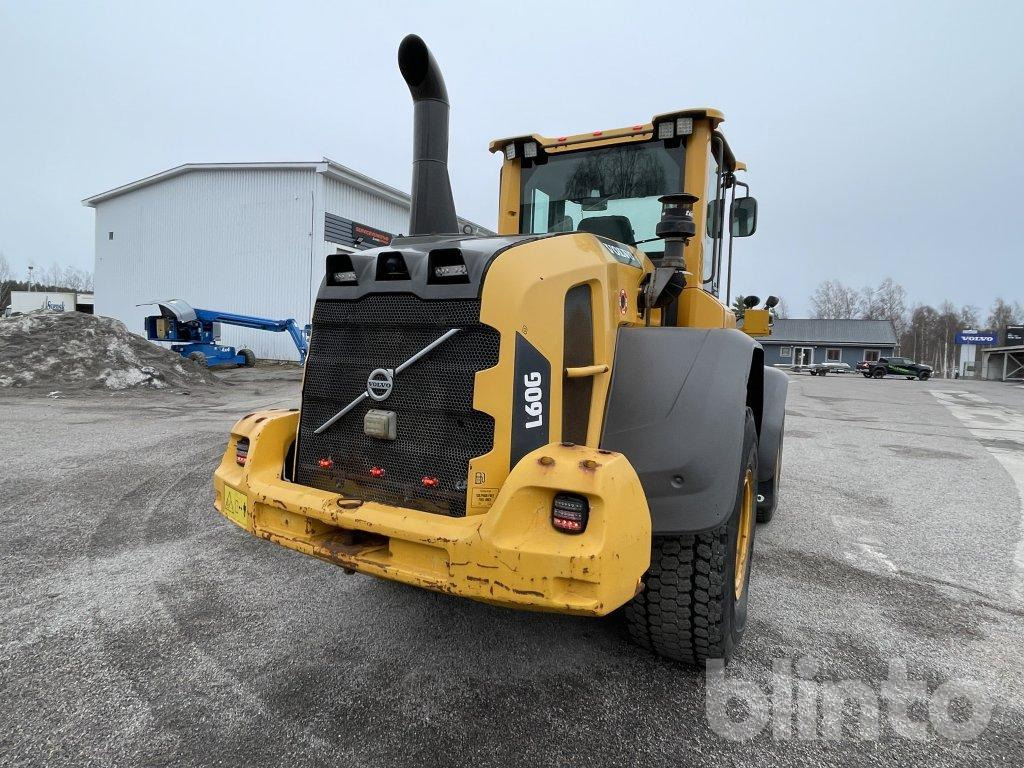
(81, 158), (494, 234)
(757, 318), (898, 346)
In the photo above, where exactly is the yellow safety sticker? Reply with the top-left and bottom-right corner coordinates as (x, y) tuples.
(222, 485), (249, 528)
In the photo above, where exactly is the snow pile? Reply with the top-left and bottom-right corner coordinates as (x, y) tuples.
(0, 311), (218, 391)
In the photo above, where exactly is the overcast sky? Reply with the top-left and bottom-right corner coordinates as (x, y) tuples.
(1, 0), (1021, 316)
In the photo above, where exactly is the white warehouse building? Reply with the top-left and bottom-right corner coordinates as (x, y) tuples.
(84, 160), (492, 361)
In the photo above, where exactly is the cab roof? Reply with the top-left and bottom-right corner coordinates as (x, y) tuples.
(488, 108), (742, 171)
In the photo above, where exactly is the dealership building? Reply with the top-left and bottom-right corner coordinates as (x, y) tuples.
(756, 318), (899, 368)
(83, 160), (492, 361)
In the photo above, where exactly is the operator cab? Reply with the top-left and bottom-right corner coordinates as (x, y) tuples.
(491, 110), (759, 318)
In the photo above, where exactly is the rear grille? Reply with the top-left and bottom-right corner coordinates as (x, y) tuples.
(295, 294), (500, 517)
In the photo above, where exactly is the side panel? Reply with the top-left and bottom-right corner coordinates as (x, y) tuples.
(600, 327), (758, 535)
(758, 366), (788, 484)
(472, 234), (647, 512)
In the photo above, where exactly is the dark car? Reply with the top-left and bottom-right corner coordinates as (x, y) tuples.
(864, 357), (932, 380)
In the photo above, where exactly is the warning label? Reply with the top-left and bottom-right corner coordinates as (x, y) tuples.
(471, 488), (498, 509)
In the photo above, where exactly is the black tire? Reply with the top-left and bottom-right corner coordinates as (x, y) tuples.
(862, 372), (871, 378)
(809, 370), (817, 376)
(918, 371), (930, 381)
(820, 370), (827, 376)
(757, 417), (783, 524)
(871, 368), (885, 379)
(188, 351), (207, 367)
(623, 408), (758, 665)
(239, 348), (256, 368)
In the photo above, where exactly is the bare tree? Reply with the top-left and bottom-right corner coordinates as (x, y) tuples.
(15, 260), (93, 293)
(0, 252), (11, 310)
(987, 298), (1021, 344)
(773, 298), (790, 319)
(810, 280), (860, 319)
(859, 278), (907, 335)
(959, 304), (980, 329)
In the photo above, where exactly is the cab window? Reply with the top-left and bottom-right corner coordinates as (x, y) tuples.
(519, 140), (685, 255)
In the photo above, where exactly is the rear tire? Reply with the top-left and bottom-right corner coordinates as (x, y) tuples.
(918, 372), (930, 380)
(623, 408), (758, 665)
(239, 348), (256, 367)
(871, 368), (885, 379)
(862, 372), (871, 378)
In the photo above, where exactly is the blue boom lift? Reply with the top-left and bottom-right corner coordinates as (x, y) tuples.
(141, 299), (308, 367)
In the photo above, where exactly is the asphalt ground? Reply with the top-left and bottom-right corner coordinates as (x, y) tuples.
(2, 367), (1023, 767)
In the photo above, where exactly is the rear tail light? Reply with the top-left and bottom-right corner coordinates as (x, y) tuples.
(552, 493), (589, 534)
(235, 437), (249, 466)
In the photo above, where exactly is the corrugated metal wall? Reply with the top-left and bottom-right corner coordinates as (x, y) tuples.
(93, 167), (417, 362)
(94, 168), (315, 361)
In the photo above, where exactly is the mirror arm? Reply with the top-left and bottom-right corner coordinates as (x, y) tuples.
(705, 135), (726, 291)
(725, 179), (749, 306)
(725, 179), (738, 306)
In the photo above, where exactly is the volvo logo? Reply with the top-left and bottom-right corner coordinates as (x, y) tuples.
(366, 368), (394, 401)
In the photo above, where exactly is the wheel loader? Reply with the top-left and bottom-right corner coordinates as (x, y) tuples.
(213, 35), (788, 664)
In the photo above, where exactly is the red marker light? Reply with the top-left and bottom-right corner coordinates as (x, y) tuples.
(318, 458), (333, 469)
(557, 136), (567, 142)
(552, 517), (583, 532)
(592, 130), (603, 136)
(632, 125), (643, 130)
(235, 438), (250, 466)
(421, 476), (439, 488)
(369, 466), (385, 478)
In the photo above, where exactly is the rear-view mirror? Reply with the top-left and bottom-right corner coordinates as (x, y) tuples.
(730, 196), (758, 237)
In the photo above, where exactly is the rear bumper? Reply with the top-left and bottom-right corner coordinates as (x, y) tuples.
(213, 410), (651, 616)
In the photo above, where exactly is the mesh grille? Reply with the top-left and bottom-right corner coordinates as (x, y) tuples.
(296, 294), (500, 517)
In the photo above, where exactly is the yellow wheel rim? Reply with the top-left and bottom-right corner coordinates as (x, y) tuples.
(735, 468), (755, 600)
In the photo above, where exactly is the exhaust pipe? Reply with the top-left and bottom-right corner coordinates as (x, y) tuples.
(398, 35), (458, 236)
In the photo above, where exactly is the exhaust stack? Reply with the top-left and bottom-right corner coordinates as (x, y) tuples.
(398, 35), (458, 236)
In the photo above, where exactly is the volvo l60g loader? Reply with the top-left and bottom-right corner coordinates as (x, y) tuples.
(213, 35), (788, 664)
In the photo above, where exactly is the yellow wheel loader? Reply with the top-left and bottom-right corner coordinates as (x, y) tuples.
(213, 35), (788, 664)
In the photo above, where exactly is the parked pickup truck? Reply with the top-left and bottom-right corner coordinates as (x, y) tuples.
(861, 357), (932, 380)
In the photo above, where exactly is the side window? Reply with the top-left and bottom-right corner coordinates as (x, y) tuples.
(826, 348), (841, 362)
(779, 346), (792, 358)
(864, 349), (880, 362)
(702, 146), (720, 286)
(531, 188), (551, 233)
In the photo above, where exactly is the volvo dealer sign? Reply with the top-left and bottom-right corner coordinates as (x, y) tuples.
(955, 330), (998, 345)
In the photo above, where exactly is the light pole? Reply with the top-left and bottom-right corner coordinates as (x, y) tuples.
(27, 265), (34, 292)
